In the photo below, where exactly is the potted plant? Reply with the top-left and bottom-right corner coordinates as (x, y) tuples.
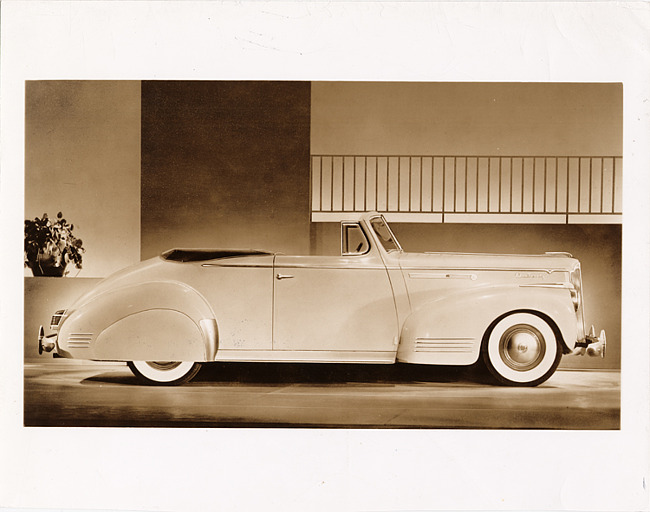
(24, 212), (85, 277)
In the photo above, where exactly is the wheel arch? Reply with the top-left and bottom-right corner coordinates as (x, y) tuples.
(58, 280), (219, 361)
(480, 308), (571, 355)
(397, 285), (578, 365)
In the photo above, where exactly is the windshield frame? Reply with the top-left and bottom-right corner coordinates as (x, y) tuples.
(369, 215), (403, 253)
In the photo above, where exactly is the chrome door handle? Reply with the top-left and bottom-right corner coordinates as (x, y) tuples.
(276, 273), (294, 280)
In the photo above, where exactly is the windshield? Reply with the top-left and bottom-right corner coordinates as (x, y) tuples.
(370, 216), (402, 252)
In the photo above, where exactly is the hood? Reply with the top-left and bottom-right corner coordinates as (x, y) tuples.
(397, 250), (578, 272)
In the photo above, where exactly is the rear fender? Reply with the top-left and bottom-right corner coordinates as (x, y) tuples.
(397, 284), (578, 365)
(57, 281), (218, 361)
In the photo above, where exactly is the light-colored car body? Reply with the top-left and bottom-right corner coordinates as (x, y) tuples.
(39, 212), (605, 386)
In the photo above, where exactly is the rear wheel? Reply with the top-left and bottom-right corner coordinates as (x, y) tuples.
(482, 312), (562, 386)
(127, 360), (202, 385)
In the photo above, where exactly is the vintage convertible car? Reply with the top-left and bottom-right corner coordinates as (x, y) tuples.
(38, 212), (606, 386)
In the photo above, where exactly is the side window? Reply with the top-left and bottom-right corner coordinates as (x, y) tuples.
(341, 223), (370, 255)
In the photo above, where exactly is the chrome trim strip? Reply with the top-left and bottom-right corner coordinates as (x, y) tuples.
(204, 264), (563, 273)
(415, 344), (474, 347)
(415, 345), (473, 348)
(398, 266), (561, 274)
(424, 251), (546, 257)
(201, 263), (273, 268)
(273, 265), (562, 272)
(274, 265), (387, 270)
(416, 347), (472, 350)
(519, 283), (572, 289)
(409, 272), (477, 280)
(416, 337), (475, 340)
(203, 263), (387, 270)
(214, 349), (396, 363)
(415, 348), (473, 352)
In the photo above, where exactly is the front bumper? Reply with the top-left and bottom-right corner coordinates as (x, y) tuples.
(571, 326), (606, 358)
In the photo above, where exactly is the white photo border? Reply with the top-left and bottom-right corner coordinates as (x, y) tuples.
(1, 2), (648, 511)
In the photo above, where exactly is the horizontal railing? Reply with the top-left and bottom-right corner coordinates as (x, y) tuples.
(311, 155), (622, 223)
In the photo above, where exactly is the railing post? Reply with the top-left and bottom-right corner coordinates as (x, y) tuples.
(310, 154), (620, 222)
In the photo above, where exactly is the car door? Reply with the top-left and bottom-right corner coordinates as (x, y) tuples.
(272, 222), (399, 359)
(194, 253), (275, 351)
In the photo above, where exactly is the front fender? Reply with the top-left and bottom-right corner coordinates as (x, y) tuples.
(57, 281), (218, 361)
(397, 284), (578, 365)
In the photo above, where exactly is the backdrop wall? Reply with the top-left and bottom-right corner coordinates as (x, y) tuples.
(311, 82), (622, 156)
(140, 81), (312, 258)
(25, 81), (141, 278)
(25, 81), (620, 369)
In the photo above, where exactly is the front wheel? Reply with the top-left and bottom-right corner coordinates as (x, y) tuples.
(127, 361), (202, 386)
(482, 313), (562, 386)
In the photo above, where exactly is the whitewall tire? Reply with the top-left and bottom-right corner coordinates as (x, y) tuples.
(482, 312), (562, 386)
(127, 361), (202, 386)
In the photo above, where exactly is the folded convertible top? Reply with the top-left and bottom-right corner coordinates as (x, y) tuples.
(161, 249), (272, 263)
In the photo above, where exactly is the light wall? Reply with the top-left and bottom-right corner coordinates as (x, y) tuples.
(25, 81), (141, 278)
(311, 82), (622, 156)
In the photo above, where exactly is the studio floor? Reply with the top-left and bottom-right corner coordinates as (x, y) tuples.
(23, 361), (620, 429)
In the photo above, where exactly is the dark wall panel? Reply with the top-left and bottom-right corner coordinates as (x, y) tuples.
(141, 81), (311, 259)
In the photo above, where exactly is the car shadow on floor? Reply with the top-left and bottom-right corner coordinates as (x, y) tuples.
(83, 362), (493, 386)
(196, 362), (491, 385)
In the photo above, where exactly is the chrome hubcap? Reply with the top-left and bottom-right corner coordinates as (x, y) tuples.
(499, 324), (545, 371)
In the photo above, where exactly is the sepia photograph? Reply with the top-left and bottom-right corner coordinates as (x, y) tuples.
(24, 80), (621, 429)
(2, 2), (649, 512)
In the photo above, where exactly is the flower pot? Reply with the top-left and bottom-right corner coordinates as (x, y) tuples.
(27, 252), (67, 277)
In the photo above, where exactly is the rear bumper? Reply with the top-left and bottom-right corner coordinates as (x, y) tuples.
(571, 326), (606, 358)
